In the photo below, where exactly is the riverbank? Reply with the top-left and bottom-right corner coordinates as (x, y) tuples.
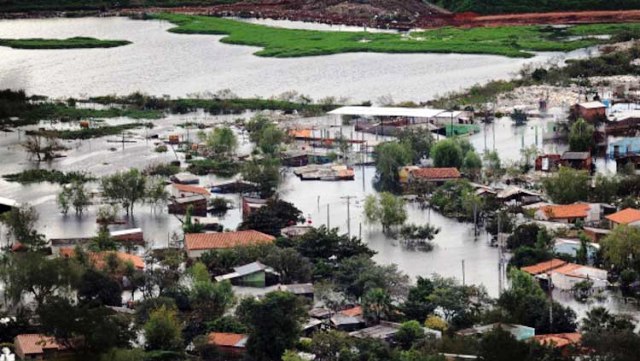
(153, 13), (640, 58)
(0, 36), (131, 49)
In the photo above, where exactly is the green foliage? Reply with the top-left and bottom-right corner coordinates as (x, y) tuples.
(479, 328), (529, 361)
(397, 127), (434, 164)
(398, 223), (440, 251)
(144, 305), (184, 352)
(201, 125), (238, 159)
(462, 150), (482, 178)
(1, 205), (47, 251)
(57, 180), (90, 216)
(237, 291), (307, 361)
(426, 275), (490, 329)
(581, 307), (640, 361)
(362, 288), (393, 324)
(200, 244), (276, 276)
(542, 167), (590, 204)
(263, 247), (313, 284)
(374, 141), (412, 192)
(403, 277), (436, 322)
(364, 192), (407, 233)
(239, 198), (302, 236)
(241, 156), (281, 198)
(499, 270), (577, 334)
(0, 37), (130, 49)
(3, 169), (94, 184)
(154, 14), (635, 59)
(77, 269), (122, 307)
(143, 162), (180, 177)
(569, 118), (595, 152)
(395, 320), (425, 350)
(506, 223), (543, 249)
(334, 256), (410, 300)
(601, 224), (640, 271)
(430, 139), (463, 168)
(187, 158), (240, 177)
(101, 168), (147, 215)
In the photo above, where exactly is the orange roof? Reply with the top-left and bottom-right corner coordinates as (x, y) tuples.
(289, 129), (312, 138)
(605, 208), (640, 224)
(521, 259), (567, 275)
(340, 306), (363, 317)
(410, 167), (461, 180)
(185, 230), (275, 251)
(173, 183), (210, 196)
(541, 204), (590, 219)
(208, 332), (247, 348)
(59, 248), (145, 270)
(533, 333), (581, 348)
(15, 334), (64, 355)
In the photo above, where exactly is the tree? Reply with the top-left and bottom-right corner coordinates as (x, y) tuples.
(374, 141), (412, 192)
(479, 328), (529, 361)
(397, 127), (434, 164)
(541, 167), (590, 204)
(430, 139), (463, 168)
(145, 176), (169, 212)
(427, 275), (489, 328)
(0, 205), (46, 250)
(601, 224), (640, 271)
(483, 150), (503, 180)
(395, 320), (425, 350)
(258, 124), (286, 155)
(581, 307), (639, 361)
(520, 145), (538, 172)
(310, 330), (352, 361)
(590, 174), (620, 204)
(239, 198), (302, 236)
(202, 126), (238, 159)
(102, 169), (147, 215)
(506, 223), (542, 250)
(362, 288), (392, 324)
(144, 305), (183, 351)
(89, 226), (118, 251)
(334, 256), (409, 301)
(462, 150), (482, 179)
(403, 277), (436, 322)
(23, 134), (65, 162)
(77, 269), (122, 307)
(237, 291), (306, 361)
(241, 156), (281, 198)
(2, 253), (80, 307)
(398, 224), (440, 251)
(569, 118), (595, 152)
(296, 226), (376, 262)
(364, 192), (407, 233)
(264, 247), (312, 284)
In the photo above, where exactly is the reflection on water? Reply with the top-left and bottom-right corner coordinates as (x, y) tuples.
(0, 17), (596, 102)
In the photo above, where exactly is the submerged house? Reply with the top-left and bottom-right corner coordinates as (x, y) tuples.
(168, 194), (208, 216)
(535, 203), (614, 224)
(185, 230), (275, 258)
(350, 321), (442, 342)
(214, 261), (279, 288)
(14, 334), (67, 360)
(407, 167), (461, 185)
(456, 323), (535, 341)
(521, 259), (608, 290)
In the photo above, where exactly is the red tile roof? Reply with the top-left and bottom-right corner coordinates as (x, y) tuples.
(185, 230), (275, 251)
(173, 183), (210, 196)
(533, 333), (582, 348)
(15, 334), (64, 355)
(410, 167), (461, 180)
(340, 306), (363, 317)
(541, 204), (590, 219)
(605, 208), (640, 225)
(208, 333), (247, 348)
(521, 259), (567, 275)
(59, 248), (145, 270)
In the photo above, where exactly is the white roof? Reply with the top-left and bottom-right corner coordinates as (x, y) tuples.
(328, 106), (445, 118)
(0, 196), (19, 208)
(110, 228), (143, 237)
(578, 101), (605, 109)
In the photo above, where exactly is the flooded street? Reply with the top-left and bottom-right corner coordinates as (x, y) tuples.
(0, 17), (596, 102)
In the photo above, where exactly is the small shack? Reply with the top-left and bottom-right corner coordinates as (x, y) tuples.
(407, 167), (461, 185)
(170, 172), (199, 185)
(168, 194), (208, 216)
(456, 323), (535, 341)
(214, 261), (279, 288)
(574, 101), (606, 123)
(560, 152), (592, 171)
(14, 334), (67, 360)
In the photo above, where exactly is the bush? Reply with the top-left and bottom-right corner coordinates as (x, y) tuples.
(155, 145), (168, 153)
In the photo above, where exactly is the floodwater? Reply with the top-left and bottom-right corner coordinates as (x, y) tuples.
(0, 16), (597, 102)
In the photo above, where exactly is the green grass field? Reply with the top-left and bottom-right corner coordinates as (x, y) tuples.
(153, 13), (640, 58)
(0, 37), (131, 49)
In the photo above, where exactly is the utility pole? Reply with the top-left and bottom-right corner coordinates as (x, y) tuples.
(340, 196), (356, 237)
(462, 260), (466, 286)
(326, 204), (330, 229)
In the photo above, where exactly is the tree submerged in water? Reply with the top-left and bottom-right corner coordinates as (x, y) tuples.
(397, 223), (440, 251)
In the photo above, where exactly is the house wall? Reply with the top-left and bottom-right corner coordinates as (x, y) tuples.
(551, 272), (608, 290)
(187, 249), (208, 259)
(578, 107), (606, 123)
